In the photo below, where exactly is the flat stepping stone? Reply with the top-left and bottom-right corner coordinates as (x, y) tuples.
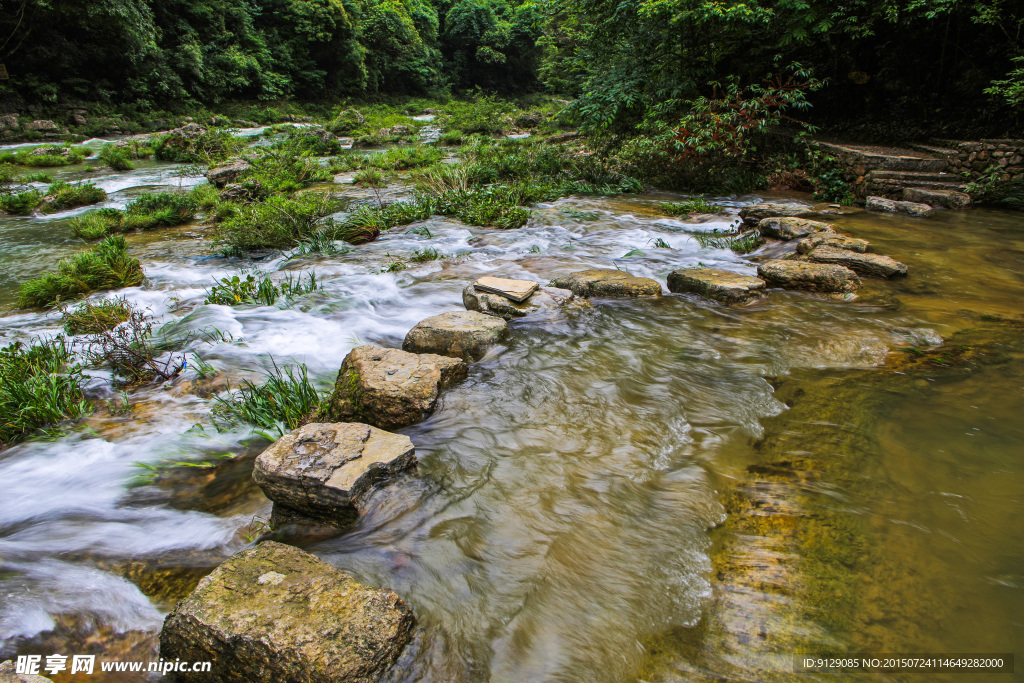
(803, 245), (908, 278)
(757, 259), (860, 293)
(403, 310), (509, 361)
(758, 217), (834, 240)
(160, 541), (414, 683)
(464, 284), (578, 320)
(550, 269), (662, 297)
(325, 345), (466, 429)
(796, 231), (869, 254)
(739, 202), (815, 225)
(473, 276), (539, 303)
(865, 195), (934, 217)
(667, 268), (765, 304)
(253, 422), (415, 528)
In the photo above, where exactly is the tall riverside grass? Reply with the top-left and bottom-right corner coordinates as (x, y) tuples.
(212, 361), (325, 439)
(0, 336), (91, 447)
(18, 236), (144, 309)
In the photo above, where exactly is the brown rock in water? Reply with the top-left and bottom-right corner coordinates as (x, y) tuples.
(253, 422), (415, 527)
(206, 160), (251, 188)
(403, 310), (509, 361)
(739, 202), (815, 225)
(159, 541), (414, 683)
(463, 284), (578, 320)
(795, 231), (869, 254)
(757, 216), (834, 240)
(803, 245), (908, 279)
(865, 195), (933, 218)
(550, 269), (662, 298)
(325, 345), (466, 429)
(667, 268), (766, 304)
(757, 259), (860, 293)
(473, 276), (538, 302)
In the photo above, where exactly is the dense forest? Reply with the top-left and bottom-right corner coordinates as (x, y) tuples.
(0, 0), (1022, 136)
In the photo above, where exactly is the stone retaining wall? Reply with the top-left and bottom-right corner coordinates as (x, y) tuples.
(945, 139), (1024, 180)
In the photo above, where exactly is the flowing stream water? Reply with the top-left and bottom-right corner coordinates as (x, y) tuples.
(0, 137), (1022, 682)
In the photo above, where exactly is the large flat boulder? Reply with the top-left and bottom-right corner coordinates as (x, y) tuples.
(667, 268), (765, 304)
(795, 231), (869, 254)
(160, 541), (414, 683)
(757, 259), (860, 293)
(253, 423), (415, 526)
(739, 202), (814, 225)
(902, 187), (971, 209)
(472, 276), (538, 302)
(325, 345), (466, 429)
(206, 160), (251, 188)
(550, 269), (661, 297)
(757, 217), (834, 240)
(865, 195), (933, 217)
(463, 284), (578, 320)
(803, 245), (908, 278)
(403, 310), (509, 361)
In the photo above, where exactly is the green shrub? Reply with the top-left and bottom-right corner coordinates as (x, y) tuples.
(0, 336), (92, 446)
(237, 145), (333, 194)
(62, 297), (133, 335)
(100, 147), (134, 171)
(327, 108), (366, 134)
(0, 189), (44, 215)
(441, 97), (514, 135)
(214, 191), (344, 251)
(659, 199), (725, 216)
(212, 361), (325, 439)
(0, 146), (89, 167)
(69, 192), (198, 239)
(204, 270), (320, 306)
(154, 129), (242, 163)
(21, 172), (53, 183)
(18, 235), (144, 308)
(43, 182), (107, 212)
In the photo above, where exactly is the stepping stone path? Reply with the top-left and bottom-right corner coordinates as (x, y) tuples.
(865, 195), (934, 217)
(463, 276), (580, 319)
(803, 245), (908, 279)
(757, 260), (861, 293)
(551, 269), (661, 297)
(160, 541), (414, 683)
(325, 345), (466, 429)
(253, 422), (416, 528)
(403, 310), (509, 361)
(796, 231), (869, 254)
(667, 268), (765, 304)
(758, 217), (834, 240)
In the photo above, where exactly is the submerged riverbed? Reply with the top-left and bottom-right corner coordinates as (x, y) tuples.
(0, 138), (1022, 682)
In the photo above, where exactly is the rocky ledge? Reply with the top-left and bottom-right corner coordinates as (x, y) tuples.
(325, 345), (466, 429)
(160, 541), (414, 683)
(403, 310), (509, 361)
(253, 422), (416, 528)
(667, 268), (766, 304)
(551, 269), (661, 298)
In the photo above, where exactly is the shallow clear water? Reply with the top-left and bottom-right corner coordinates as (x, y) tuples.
(0, 147), (1022, 682)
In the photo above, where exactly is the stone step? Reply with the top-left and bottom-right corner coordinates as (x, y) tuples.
(868, 177), (968, 192)
(814, 141), (948, 173)
(867, 169), (961, 183)
(905, 142), (958, 157)
(902, 187), (972, 209)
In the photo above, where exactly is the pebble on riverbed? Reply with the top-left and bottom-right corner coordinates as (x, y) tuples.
(159, 541), (414, 683)
(253, 422), (416, 529)
(325, 345), (467, 429)
(403, 310), (509, 361)
(667, 268), (766, 304)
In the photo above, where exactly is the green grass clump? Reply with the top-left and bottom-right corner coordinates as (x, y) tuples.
(21, 172), (53, 183)
(440, 96), (514, 135)
(236, 144), (334, 194)
(660, 199), (726, 216)
(17, 235), (144, 308)
(70, 191), (199, 239)
(0, 336), (92, 447)
(694, 230), (764, 253)
(0, 189), (44, 215)
(0, 146), (89, 167)
(204, 270), (321, 306)
(43, 182), (107, 212)
(62, 297), (133, 335)
(154, 128), (243, 163)
(212, 361), (325, 439)
(214, 191), (344, 251)
(352, 168), (387, 188)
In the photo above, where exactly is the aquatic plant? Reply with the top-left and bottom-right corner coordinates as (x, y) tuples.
(62, 297), (134, 335)
(214, 191), (345, 251)
(154, 129), (242, 164)
(0, 146), (89, 167)
(0, 189), (44, 215)
(18, 235), (144, 308)
(212, 361), (325, 439)
(42, 181), (107, 212)
(70, 191), (201, 239)
(0, 336), (92, 447)
(693, 230), (764, 253)
(204, 270), (321, 307)
(236, 145), (333, 194)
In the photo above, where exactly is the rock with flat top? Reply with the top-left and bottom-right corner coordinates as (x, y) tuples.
(551, 269), (661, 298)
(326, 345), (466, 429)
(865, 195), (933, 217)
(902, 187), (971, 209)
(473, 276), (538, 302)
(757, 260), (860, 293)
(206, 160), (251, 188)
(253, 422), (415, 527)
(740, 202), (814, 225)
(795, 231), (869, 254)
(464, 285), (578, 320)
(0, 660), (53, 682)
(403, 311), (509, 361)
(803, 246), (908, 278)
(758, 217), (834, 240)
(159, 541), (414, 683)
(667, 268), (765, 304)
